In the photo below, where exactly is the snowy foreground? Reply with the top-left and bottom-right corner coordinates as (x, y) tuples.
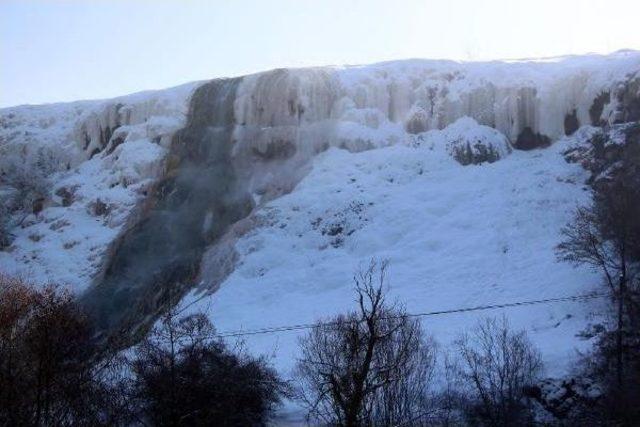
(1, 51), (638, 420)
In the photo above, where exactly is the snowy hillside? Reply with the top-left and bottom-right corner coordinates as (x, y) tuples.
(178, 125), (600, 372)
(1, 51), (639, 399)
(0, 83), (197, 288)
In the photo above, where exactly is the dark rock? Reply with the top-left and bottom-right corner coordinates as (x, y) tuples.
(92, 198), (109, 216)
(514, 127), (551, 150)
(614, 75), (640, 124)
(105, 134), (126, 155)
(564, 109), (580, 136)
(55, 186), (75, 207)
(589, 91), (610, 126)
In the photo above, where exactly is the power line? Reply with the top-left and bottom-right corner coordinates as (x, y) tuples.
(215, 292), (608, 338)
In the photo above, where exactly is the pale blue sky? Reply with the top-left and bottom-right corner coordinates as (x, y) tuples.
(1, 0), (639, 107)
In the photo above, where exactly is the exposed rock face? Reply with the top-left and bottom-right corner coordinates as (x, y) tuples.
(83, 78), (253, 332)
(563, 122), (640, 260)
(585, 74), (640, 127)
(515, 126), (551, 150)
(563, 122), (640, 184)
(613, 74), (640, 124)
(589, 91), (611, 126)
(564, 109), (580, 136)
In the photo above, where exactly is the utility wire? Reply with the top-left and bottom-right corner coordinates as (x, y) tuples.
(214, 292), (609, 338)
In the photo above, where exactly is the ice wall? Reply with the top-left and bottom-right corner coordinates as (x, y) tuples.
(232, 68), (341, 200)
(73, 82), (197, 159)
(331, 52), (640, 149)
(220, 52), (640, 164)
(72, 52), (640, 168)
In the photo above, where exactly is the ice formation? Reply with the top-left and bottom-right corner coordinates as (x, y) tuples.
(0, 51), (639, 334)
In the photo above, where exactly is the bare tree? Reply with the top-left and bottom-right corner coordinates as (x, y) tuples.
(0, 273), (125, 426)
(432, 353), (468, 426)
(295, 260), (437, 426)
(557, 172), (640, 395)
(454, 316), (543, 427)
(556, 123), (640, 424)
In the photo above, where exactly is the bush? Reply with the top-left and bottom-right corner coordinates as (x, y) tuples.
(128, 310), (288, 426)
(0, 272), (288, 426)
(573, 329), (640, 425)
(0, 149), (51, 220)
(454, 316), (543, 426)
(0, 274), (120, 425)
(5, 164), (49, 215)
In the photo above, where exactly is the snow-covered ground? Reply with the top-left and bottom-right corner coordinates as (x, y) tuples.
(0, 141), (166, 288)
(179, 124), (601, 377)
(0, 83), (196, 290)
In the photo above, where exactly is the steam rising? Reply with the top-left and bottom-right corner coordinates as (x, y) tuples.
(83, 78), (253, 332)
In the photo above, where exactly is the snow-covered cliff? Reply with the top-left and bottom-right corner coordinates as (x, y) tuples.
(0, 83), (197, 288)
(0, 51), (638, 337)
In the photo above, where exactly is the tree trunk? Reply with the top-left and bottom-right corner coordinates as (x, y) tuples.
(617, 273), (625, 391)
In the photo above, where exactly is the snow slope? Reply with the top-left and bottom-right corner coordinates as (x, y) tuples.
(0, 83), (197, 290)
(178, 124), (601, 376)
(1, 51), (637, 292)
(172, 122), (609, 422)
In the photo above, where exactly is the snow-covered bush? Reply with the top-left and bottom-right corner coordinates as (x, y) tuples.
(443, 117), (512, 165)
(450, 140), (502, 165)
(0, 182), (19, 248)
(0, 149), (52, 216)
(312, 200), (368, 248)
(1, 165), (49, 216)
